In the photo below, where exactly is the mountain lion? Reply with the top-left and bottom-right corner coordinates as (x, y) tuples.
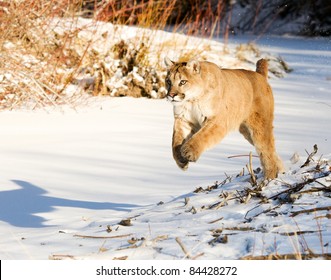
(164, 57), (284, 179)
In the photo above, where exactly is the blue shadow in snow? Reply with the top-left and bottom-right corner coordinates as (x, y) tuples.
(0, 180), (138, 228)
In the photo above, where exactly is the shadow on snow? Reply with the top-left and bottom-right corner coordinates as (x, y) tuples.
(0, 180), (138, 228)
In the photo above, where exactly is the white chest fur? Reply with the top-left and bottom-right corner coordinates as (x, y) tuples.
(173, 101), (207, 127)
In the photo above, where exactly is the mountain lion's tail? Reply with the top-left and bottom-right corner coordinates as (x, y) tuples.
(256, 59), (268, 78)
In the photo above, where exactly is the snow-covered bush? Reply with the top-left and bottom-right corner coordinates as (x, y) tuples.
(80, 40), (167, 99)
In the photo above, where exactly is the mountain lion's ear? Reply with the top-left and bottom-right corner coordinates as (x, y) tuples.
(187, 60), (200, 74)
(164, 57), (174, 68)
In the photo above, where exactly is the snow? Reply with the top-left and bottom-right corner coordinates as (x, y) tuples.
(0, 22), (330, 260)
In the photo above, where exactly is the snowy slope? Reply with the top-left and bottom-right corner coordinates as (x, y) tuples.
(0, 30), (330, 259)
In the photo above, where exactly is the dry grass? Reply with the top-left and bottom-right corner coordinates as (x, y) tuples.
(0, 0), (90, 109)
(241, 253), (331, 260)
(93, 0), (226, 39)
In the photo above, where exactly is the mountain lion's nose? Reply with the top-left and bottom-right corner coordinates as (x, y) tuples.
(168, 92), (177, 98)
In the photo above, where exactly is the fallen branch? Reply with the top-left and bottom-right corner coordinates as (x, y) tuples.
(113, 256), (128, 260)
(275, 230), (321, 236)
(228, 154), (259, 159)
(208, 217), (224, 224)
(268, 178), (316, 200)
(298, 185), (331, 194)
(175, 237), (191, 259)
(73, 233), (132, 239)
(268, 172), (330, 201)
(244, 204), (280, 221)
(290, 206), (331, 217)
(49, 254), (76, 260)
(209, 192), (235, 210)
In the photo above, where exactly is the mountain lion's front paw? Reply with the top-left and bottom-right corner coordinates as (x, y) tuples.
(181, 141), (200, 162)
(173, 145), (189, 170)
(177, 159), (189, 170)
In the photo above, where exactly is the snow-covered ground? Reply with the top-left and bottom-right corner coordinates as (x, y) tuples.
(0, 26), (330, 259)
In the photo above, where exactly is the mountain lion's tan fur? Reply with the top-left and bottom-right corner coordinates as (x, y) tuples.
(165, 58), (283, 179)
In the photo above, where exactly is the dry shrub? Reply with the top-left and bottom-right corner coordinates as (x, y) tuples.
(86, 40), (166, 98)
(0, 0), (92, 110)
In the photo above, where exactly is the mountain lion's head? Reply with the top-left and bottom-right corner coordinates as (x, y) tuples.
(164, 57), (204, 103)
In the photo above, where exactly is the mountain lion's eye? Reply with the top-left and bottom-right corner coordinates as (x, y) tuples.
(166, 78), (171, 86)
(179, 80), (187, 86)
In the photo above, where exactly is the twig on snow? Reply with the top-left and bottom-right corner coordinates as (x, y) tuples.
(175, 237), (191, 259)
(246, 152), (257, 186)
(290, 206), (331, 217)
(73, 233), (132, 239)
(301, 144), (318, 168)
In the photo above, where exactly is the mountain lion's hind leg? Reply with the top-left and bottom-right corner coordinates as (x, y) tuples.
(246, 117), (283, 179)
